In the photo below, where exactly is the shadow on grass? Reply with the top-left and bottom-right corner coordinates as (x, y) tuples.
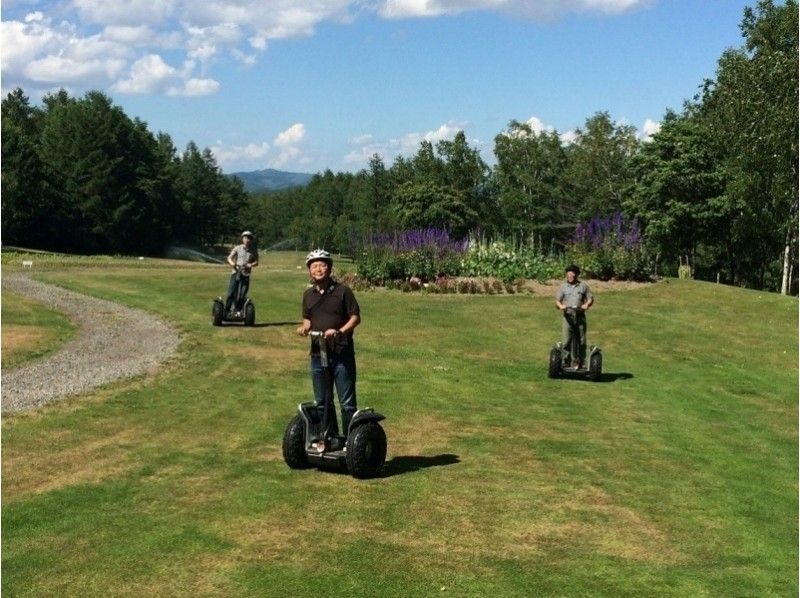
(218, 321), (297, 327)
(379, 453), (461, 478)
(559, 371), (634, 383)
(598, 372), (634, 382)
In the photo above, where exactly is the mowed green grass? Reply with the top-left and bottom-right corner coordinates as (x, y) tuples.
(2, 290), (77, 368)
(2, 253), (797, 597)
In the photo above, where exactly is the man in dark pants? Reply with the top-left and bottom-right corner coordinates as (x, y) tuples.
(297, 249), (361, 437)
(224, 231), (258, 315)
(555, 265), (594, 368)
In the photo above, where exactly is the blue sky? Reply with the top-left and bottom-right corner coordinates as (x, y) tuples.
(2, 0), (755, 174)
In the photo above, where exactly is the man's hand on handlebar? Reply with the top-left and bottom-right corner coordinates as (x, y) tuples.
(297, 322), (311, 336)
(323, 328), (340, 339)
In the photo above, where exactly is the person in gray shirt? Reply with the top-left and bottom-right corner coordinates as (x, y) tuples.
(555, 265), (594, 368)
(224, 231), (259, 314)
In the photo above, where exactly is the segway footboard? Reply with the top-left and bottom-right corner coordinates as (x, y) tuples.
(298, 403), (348, 468)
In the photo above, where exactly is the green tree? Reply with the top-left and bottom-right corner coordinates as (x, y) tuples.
(625, 110), (726, 277)
(1, 88), (63, 249)
(391, 180), (477, 237)
(175, 143), (224, 247)
(699, 0), (798, 291)
(493, 120), (569, 242)
(566, 111), (639, 221)
(437, 131), (492, 229)
(37, 90), (166, 253)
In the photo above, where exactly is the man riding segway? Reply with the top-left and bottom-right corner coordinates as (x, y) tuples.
(212, 231), (259, 326)
(550, 264), (602, 380)
(282, 249), (387, 478)
(556, 264), (593, 368)
(297, 249), (360, 443)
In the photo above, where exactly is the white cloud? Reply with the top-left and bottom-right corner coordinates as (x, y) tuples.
(3, 12), (135, 89)
(112, 53), (177, 93)
(377, 0), (650, 20)
(269, 145), (302, 168)
(2, 0), (652, 96)
(344, 121), (476, 167)
(72, 0), (177, 27)
(27, 54), (127, 84)
(379, 0), (448, 19)
(231, 48), (257, 66)
(559, 129), (580, 144)
(171, 77), (221, 96)
(274, 123), (306, 146)
(211, 141), (271, 167)
(251, 123), (309, 168)
(1, 17), (60, 76)
(182, 1), (354, 40)
(249, 35), (267, 50)
(641, 118), (661, 140)
(185, 22), (242, 65)
(101, 25), (153, 45)
(349, 133), (374, 145)
(111, 54), (219, 96)
(524, 116), (554, 135)
(501, 116), (556, 138)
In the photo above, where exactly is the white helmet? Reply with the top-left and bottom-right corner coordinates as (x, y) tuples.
(305, 249), (333, 267)
(241, 230), (254, 239)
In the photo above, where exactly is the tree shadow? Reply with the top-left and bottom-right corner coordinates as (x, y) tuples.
(378, 453), (461, 478)
(251, 321), (298, 328)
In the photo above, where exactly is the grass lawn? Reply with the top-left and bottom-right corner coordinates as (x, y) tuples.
(1, 290), (78, 369)
(2, 253), (797, 596)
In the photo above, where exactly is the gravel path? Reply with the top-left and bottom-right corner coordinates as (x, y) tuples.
(2, 273), (181, 413)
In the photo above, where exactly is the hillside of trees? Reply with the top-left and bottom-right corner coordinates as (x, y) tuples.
(2, 1), (796, 293)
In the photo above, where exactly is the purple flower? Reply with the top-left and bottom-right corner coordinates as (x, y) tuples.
(572, 211), (642, 251)
(365, 227), (467, 255)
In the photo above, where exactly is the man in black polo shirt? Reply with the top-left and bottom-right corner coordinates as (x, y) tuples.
(297, 249), (361, 436)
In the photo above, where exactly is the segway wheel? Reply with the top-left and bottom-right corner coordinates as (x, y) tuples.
(548, 347), (562, 378)
(588, 352), (602, 381)
(212, 301), (223, 326)
(282, 414), (310, 469)
(244, 303), (255, 326)
(346, 422), (387, 479)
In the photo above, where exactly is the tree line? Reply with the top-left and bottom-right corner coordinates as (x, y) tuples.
(2, 1), (796, 293)
(250, 0), (797, 293)
(2, 89), (249, 255)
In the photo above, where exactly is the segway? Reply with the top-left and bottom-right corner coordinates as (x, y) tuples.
(282, 331), (387, 479)
(212, 266), (255, 326)
(549, 307), (602, 381)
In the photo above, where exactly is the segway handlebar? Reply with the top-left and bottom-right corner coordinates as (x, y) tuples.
(309, 330), (329, 367)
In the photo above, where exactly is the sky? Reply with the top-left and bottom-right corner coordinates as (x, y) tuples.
(2, 0), (756, 174)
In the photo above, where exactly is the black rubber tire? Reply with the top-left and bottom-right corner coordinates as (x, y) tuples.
(346, 422), (387, 479)
(588, 352), (602, 381)
(212, 301), (223, 326)
(282, 414), (310, 469)
(548, 347), (562, 378)
(244, 303), (255, 326)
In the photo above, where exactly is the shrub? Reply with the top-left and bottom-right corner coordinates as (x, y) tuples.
(566, 212), (651, 281)
(460, 235), (563, 283)
(356, 228), (467, 283)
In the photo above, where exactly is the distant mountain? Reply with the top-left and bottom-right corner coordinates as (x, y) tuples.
(228, 168), (314, 193)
